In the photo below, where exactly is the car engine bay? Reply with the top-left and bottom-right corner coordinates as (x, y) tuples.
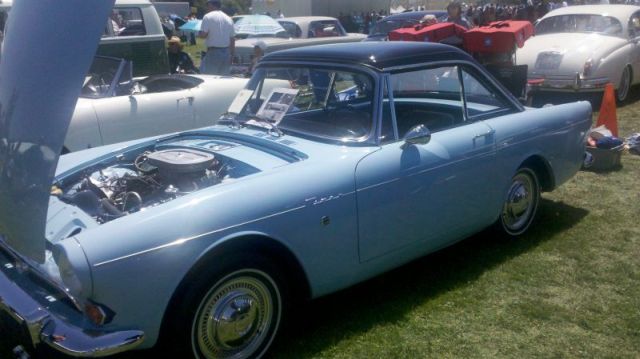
(53, 147), (234, 224)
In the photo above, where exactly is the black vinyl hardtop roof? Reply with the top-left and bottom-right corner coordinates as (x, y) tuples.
(260, 42), (474, 71)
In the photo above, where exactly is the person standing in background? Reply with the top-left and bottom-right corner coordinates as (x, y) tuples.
(167, 36), (198, 74)
(249, 40), (267, 75)
(446, 1), (473, 29)
(198, 0), (235, 75)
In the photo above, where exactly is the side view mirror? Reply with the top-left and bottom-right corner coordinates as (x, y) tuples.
(129, 82), (146, 96)
(403, 124), (431, 146)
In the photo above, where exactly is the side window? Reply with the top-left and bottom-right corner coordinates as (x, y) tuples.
(629, 12), (640, 38)
(461, 68), (513, 119)
(308, 21), (345, 37)
(279, 21), (302, 38)
(386, 66), (464, 140)
(105, 8), (146, 37)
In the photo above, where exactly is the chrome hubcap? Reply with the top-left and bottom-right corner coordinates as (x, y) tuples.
(193, 271), (278, 359)
(618, 67), (631, 101)
(502, 172), (536, 233)
(214, 293), (259, 349)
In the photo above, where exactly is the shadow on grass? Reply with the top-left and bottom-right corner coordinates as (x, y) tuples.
(617, 85), (640, 109)
(0, 199), (588, 359)
(269, 198), (588, 358)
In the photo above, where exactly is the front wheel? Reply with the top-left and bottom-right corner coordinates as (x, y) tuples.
(497, 167), (540, 236)
(166, 255), (286, 359)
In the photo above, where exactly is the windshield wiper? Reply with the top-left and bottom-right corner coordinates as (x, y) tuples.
(246, 115), (284, 137)
(218, 112), (243, 129)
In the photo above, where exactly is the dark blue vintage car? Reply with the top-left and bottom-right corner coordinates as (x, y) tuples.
(364, 10), (448, 41)
(0, 1), (592, 358)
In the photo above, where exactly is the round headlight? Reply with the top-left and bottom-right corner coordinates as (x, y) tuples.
(52, 239), (92, 301)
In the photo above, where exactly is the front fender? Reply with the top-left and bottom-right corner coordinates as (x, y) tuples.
(594, 43), (633, 87)
(74, 154), (363, 347)
(65, 100), (103, 151)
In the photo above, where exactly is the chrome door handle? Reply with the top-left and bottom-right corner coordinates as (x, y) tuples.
(473, 129), (495, 139)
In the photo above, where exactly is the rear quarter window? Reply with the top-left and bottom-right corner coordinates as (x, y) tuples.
(104, 7), (146, 37)
(308, 20), (346, 37)
(278, 21), (302, 38)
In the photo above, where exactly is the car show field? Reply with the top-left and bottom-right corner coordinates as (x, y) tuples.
(2, 1), (640, 359)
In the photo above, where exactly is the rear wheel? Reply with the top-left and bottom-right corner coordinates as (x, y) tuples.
(165, 255), (286, 359)
(497, 167), (540, 236)
(616, 66), (632, 103)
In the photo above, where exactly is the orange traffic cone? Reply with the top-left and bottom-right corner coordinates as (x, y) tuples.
(596, 83), (618, 137)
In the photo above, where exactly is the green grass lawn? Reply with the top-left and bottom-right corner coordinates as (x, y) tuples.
(183, 37), (206, 68)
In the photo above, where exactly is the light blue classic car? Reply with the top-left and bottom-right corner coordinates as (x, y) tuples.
(0, 1), (592, 359)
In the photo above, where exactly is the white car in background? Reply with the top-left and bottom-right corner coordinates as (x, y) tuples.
(516, 5), (640, 102)
(232, 16), (367, 75)
(67, 56), (247, 152)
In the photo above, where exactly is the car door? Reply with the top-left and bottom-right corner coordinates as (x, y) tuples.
(628, 11), (640, 80)
(92, 85), (196, 146)
(355, 64), (515, 262)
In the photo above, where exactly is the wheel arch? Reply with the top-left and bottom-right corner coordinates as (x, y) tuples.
(159, 233), (312, 335)
(520, 154), (554, 192)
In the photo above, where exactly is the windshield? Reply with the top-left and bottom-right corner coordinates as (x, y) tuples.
(370, 19), (420, 36)
(226, 66), (375, 141)
(80, 56), (131, 99)
(536, 14), (623, 36)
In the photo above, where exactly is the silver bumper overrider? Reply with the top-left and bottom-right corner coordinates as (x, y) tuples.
(0, 249), (144, 357)
(528, 73), (609, 93)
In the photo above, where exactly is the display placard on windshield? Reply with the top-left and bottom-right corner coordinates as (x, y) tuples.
(256, 88), (299, 124)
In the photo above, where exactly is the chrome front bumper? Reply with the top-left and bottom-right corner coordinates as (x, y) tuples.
(0, 249), (144, 357)
(527, 73), (609, 93)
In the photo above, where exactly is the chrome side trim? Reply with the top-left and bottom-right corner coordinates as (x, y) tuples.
(93, 205), (307, 268)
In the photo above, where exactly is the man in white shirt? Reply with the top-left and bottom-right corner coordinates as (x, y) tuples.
(198, 0), (235, 75)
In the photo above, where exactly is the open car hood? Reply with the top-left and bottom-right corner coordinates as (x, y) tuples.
(0, 0), (114, 263)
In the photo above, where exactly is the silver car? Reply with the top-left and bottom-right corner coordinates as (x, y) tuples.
(232, 16), (366, 75)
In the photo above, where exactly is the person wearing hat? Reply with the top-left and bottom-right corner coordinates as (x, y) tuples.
(198, 0), (235, 75)
(420, 14), (438, 26)
(167, 36), (198, 74)
(249, 40), (267, 75)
